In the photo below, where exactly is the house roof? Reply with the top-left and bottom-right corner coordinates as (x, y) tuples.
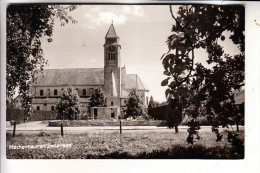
(105, 24), (117, 38)
(124, 74), (149, 91)
(121, 89), (130, 98)
(32, 68), (104, 86)
(32, 68), (149, 91)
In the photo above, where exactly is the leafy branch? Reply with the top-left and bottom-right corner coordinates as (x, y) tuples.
(7, 5), (78, 118)
(162, 5), (245, 145)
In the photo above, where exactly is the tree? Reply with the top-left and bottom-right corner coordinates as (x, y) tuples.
(148, 96), (155, 119)
(56, 86), (80, 120)
(148, 96), (155, 109)
(6, 4), (77, 118)
(89, 88), (107, 107)
(154, 101), (160, 107)
(161, 5), (244, 145)
(236, 102), (245, 132)
(125, 89), (143, 119)
(148, 96), (160, 108)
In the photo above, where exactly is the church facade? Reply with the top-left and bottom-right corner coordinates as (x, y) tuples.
(29, 24), (149, 117)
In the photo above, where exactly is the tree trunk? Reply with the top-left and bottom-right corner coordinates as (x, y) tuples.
(175, 125), (179, 133)
(236, 124), (239, 132)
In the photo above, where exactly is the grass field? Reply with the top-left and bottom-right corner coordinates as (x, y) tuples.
(6, 128), (244, 159)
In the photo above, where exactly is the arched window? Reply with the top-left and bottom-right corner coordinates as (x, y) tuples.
(83, 89), (86, 96)
(40, 89), (44, 96)
(37, 106), (40, 110)
(51, 106), (55, 111)
(54, 89), (58, 96)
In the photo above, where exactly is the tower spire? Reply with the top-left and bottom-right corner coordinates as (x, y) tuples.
(105, 23), (117, 38)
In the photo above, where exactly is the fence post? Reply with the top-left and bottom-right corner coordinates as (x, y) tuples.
(120, 120), (122, 134)
(61, 123), (64, 137)
(13, 121), (16, 137)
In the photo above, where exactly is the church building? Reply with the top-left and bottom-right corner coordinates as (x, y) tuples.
(29, 24), (149, 118)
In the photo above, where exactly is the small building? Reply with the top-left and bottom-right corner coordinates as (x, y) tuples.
(90, 107), (118, 120)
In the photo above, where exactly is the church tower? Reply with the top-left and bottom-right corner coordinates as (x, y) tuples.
(104, 23), (121, 67)
(104, 23), (121, 113)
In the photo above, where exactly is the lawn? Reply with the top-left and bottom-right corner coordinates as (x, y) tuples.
(6, 128), (244, 159)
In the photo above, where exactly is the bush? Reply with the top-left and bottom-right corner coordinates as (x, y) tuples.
(7, 144), (244, 159)
(47, 120), (167, 127)
(182, 115), (211, 126)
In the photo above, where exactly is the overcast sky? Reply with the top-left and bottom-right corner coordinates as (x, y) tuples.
(41, 5), (240, 102)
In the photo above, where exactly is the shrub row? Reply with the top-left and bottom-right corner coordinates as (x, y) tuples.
(7, 145), (244, 159)
(48, 120), (168, 127)
(7, 109), (56, 124)
(181, 115), (212, 126)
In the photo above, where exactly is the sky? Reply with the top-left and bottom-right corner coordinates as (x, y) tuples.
(41, 5), (240, 102)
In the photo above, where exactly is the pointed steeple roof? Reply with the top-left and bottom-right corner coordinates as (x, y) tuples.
(105, 23), (118, 38)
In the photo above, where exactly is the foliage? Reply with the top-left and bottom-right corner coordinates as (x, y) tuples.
(148, 96), (156, 109)
(6, 4), (77, 118)
(125, 89), (143, 118)
(148, 105), (168, 120)
(148, 96), (158, 119)
(47, 120), (167, 127)
(56, 86), (80, 120)
(227, 131), (244, 154)
(161, 5), (244, 144)
(143, 113), (152, 120)
(154, 101), (161, 107)
(89, 88), (107, 107)
(236, 102), (245, 130)
(77, 104), (90, 120)
(6, 144), (243, 159)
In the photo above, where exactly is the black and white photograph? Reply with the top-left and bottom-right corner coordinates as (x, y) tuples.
(1, 1), (260, 172)
(4, 3), (246, 159)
